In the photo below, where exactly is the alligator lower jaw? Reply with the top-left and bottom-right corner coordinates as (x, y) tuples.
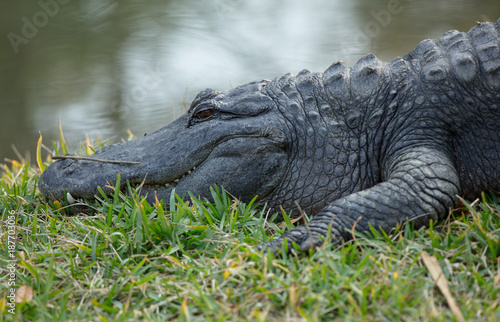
(65, 166), (198, 206)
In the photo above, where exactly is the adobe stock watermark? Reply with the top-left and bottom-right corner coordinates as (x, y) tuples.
(98, 65), (166, 135)
(334, 0), (406, 60)
(4, 210), (18, 315)
(7, 0), (72, 54)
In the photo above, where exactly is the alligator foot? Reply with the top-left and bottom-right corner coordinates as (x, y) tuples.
(258, 224), (332, 254)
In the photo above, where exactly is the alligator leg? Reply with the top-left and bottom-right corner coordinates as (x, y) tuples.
(260, 146), (461, 253)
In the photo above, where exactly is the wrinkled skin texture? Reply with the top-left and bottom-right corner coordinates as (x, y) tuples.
(39, 19), (500, 253)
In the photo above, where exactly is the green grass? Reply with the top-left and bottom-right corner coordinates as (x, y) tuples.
(1, 137), (500, 321)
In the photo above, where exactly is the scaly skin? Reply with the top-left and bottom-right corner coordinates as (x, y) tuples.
(39, 19), (500, 253)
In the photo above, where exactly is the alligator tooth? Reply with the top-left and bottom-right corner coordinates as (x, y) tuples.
(66, 192), (76, 204)
(165, 183), (170, 188)
(174, 179), (179, 183)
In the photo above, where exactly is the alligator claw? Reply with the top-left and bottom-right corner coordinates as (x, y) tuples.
(258, 225), (326, 254)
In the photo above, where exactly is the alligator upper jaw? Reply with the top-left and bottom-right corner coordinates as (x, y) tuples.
(38, 113), (207, 203)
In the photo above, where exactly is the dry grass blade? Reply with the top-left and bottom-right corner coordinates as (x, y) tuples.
(421, 251), (465, 322)
(15, 285), (34, 303)
(51, 155), (141, 165)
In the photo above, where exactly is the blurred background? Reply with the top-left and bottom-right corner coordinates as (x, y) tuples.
(1, 0), (499, 162)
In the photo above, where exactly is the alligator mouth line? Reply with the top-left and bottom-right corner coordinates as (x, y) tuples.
(141, 166), (198, 190)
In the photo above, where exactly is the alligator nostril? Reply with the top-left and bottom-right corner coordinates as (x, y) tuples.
(61, 159), (75, 169)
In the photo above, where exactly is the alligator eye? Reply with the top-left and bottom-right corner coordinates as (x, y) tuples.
(195, 109), (213, 119)
(191, 108), (216, 124)
(188, 105), (218, 127)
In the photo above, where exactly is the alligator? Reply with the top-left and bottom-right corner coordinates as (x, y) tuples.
(39, 18), (500, 252)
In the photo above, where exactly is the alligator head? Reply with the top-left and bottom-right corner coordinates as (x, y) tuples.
(39, 80), (292, 210)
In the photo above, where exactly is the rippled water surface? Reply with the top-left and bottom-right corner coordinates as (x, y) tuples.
(1, 0), (499, 161)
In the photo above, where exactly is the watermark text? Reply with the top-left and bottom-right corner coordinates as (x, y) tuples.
(5, 210), (17, 314)
(7, 0), (72, 54)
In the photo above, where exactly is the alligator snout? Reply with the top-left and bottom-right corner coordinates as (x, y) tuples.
(39, 158), (74, 202)
(39, 153), (141, 204)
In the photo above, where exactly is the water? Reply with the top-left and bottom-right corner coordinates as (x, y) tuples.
(1, 0), (499, 162)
